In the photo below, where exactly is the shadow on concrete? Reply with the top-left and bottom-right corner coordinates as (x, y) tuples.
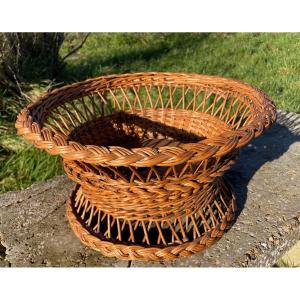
(226, 117), (300, 220)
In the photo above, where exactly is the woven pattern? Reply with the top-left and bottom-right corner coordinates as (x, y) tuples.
(15, 72), (277, 261)
(67, 179), (236, 261)
(15, 73), (276, 166)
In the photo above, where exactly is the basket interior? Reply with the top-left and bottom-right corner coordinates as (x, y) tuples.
(37, 82), (254, 142)
(29, 77), (253, 181)
(63, 108), (237, 182)
(67, 109), (234, 148)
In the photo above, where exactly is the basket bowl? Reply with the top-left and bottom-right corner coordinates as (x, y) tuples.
(15, 72), (276, 261)
(16, 72), (276, 165)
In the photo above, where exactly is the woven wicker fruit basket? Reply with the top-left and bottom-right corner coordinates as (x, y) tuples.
(15, 72), (276, 261)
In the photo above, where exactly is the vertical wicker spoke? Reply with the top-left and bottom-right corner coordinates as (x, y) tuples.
(163, 85), (173, 109)
(195, 90), (211, 112)
(108, 88), (121, 110)
(142, 221), (153, 244)
(133, 220), (140, 231)
(128, 220), (135, 243)
(93, 209), (101, 233)
(227, 99), (246, 127)
(197, 209), (212, 232)
(86, 205), (94, 227)
(61, 103), (81, 127)
(128, 166), (145, 183)
(116, 218), (122, 241)
(144, 85), (154, 109)
(150, 167), (161, 181)
(155, 221), (167, 246)
(131, 86), (143, 111)
(223, 96), (240, 123)
(119, 87), (133, 111)
(46, 113), (69, 135)
(185, 87), (199, 110)
(146, 168), (154, 182)
(235, 108), (252, 129)
(211, 92), (227, 117)
(141, 221), (150, 245)
(69, 173), (236, 254)
(190, 215), (201, 237)
(204, 93), (219, 114)
(166, 221), (182, 244)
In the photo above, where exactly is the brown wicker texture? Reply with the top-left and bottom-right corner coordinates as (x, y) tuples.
(15, 72), (276, 261)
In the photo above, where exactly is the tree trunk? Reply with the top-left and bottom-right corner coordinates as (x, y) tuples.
(0, 33), (65, 96)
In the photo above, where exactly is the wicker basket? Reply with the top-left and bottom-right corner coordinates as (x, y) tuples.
(15, 72), (276, 261)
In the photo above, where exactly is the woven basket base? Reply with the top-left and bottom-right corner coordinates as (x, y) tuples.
(66, 178), (236, 262)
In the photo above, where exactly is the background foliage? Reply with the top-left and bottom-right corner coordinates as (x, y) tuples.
(0, 32), (300, 193)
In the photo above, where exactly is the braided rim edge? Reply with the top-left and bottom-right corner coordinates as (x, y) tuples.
(15, 72), (277, 167)
(66, 180), (237, 262)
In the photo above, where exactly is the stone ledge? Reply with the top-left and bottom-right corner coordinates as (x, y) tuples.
(0, 110), (299, 267)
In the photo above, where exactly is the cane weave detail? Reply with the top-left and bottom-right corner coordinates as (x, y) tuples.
(15, 72), (276, 261)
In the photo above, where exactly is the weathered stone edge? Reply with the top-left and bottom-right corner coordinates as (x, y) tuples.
(232, 109), (300, 267)
(234, 214), (300, 267)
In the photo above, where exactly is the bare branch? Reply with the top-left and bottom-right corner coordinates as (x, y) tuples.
(61, 33), (90, 62)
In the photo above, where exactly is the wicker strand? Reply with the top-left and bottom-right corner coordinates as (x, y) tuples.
(15, 72), (276, 261)
(67, 179), (236, 261)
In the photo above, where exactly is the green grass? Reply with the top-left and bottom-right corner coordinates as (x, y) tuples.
(60, 33), (300, 113)
(274, 257), (300, 268)
(1, 32), (300, 193)
(0, 142), (63, 193)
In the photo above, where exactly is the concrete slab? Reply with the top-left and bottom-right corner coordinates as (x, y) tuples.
(0, 110), (299, 267)
(0, 176), (128, 267)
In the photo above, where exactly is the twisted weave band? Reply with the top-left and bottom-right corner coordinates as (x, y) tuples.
(64, 152), (237, 220)
(67, 179), (236, 261)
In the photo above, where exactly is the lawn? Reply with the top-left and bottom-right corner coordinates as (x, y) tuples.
(1, 32), (300, 193)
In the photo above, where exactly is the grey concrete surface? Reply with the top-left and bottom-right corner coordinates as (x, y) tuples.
(0, 176), (128, 267)
(0, 110), (299, 267)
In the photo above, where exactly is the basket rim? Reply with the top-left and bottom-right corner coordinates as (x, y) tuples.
(15, 72), (277, 167)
